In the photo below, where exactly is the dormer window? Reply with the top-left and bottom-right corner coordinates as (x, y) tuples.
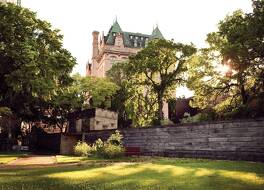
(141, 37), (144, 40)
(135, 36), (138, 40)
(130, 36), (133, 39)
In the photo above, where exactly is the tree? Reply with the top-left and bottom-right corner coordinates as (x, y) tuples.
(127, 39), (196, 124)
(0, 3), (76, 121)
(72, 74), (119, 109)
(108, 61), (159, 127)
(188, 0), (264, 118)
(36, 74), (119, 133)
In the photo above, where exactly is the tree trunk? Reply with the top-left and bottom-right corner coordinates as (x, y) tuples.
(157, 93), (164, 124)
(238, 74), (248, 105)
(240, 84), (248, 105)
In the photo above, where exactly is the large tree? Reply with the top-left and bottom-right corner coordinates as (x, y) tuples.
(0, 3), (76, 121)
(107, 61), (158, 127)
(36, 74), (119, 133)
(127, 39), (196, 124)
(188, 0), (264, 118)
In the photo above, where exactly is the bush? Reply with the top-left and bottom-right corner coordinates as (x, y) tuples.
(107, 130), (123, 145)
(73, 141), (91, 156)
(160, 119), (174, 125)
(73, 131), (125, 159)
(91, 130), (125, 159)
(91, 138), (104, 156)
(103, 143), (124, 159)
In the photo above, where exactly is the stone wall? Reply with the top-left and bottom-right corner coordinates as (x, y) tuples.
(83, 119), (264, 162)
(60, 134), (81, 155)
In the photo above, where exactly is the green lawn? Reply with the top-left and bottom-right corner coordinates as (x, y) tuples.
(0, 156), (263, 190)
(0, 152), (27, 164)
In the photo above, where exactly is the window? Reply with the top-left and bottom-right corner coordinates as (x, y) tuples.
(134, 40), (137, 47)
(130, 35), (133, 39)
(113, 33), (116, 36)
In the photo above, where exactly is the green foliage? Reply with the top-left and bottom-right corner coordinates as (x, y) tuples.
(0, 107), (12, 116)
(102, 143), (124, 159)
(91, 138), (105, 156)
(107, 130), (123, 146)
(180, 110), (216, 123)
(128, 39), (196, 123)
(72, 74), (119, 109)
(73, 141), (91, 156)
(31, 74), (119, 132)
(108, 39), (196, 126)
(160, 119), (174, 126)
(188, 1), (264, 119)
(108, 61), (158, 127)
(90, 131), (125, 159)
(0, 4), (76, 122)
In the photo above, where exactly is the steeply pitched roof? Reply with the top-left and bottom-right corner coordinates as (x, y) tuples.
(104, 21), (164, 48)
(105, 20), (123, 45)
(109, 20), (123, 33)
(150, 26), (164, 39)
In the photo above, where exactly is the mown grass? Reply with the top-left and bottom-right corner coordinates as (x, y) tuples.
(0, 156), (263, 190)
(0, 152), (28, 164)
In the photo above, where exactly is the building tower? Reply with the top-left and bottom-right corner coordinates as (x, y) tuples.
(86, 20), (170, 119)
(86, 20), (164, 77)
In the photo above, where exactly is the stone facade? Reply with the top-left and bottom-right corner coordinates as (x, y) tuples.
(81, 119), (264, 162)
(60, 134), (81, 155)
(86, 20), (164, 77)
(68, 108), (118, 133)
(86, 20), (169, 118)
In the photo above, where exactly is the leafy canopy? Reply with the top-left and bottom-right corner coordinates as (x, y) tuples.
(128, 39), (196, 123)
(0, 3), (76, 119)
(188, 0), (264, 119)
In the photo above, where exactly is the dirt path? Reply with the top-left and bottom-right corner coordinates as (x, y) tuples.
(7, 155), (56, 166)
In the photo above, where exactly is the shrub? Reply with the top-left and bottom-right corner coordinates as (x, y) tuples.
(90, 130), (125, 159)
(102, 143), (125, 159)
(160, 119), (174, 125)
(107, 130), (123, 146)
(91, 138), (105, 156)
(181, 112), (202, 123)
(73, 141), (91, 156)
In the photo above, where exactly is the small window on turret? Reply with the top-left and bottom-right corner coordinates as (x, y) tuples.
(113, 33), (116, 36)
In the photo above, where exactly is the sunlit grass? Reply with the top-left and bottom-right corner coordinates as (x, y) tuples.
(0, 156), (264, 190)
(55, 155), (89, 164)
(0, 152), (27, 164)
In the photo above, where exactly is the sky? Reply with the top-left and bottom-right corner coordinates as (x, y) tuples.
(22, 0), (253, 97)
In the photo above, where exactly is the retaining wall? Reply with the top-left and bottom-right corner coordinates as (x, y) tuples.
(67, 119), (264, 161)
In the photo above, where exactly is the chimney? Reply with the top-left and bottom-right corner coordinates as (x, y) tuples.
(92, 31), (99, 59)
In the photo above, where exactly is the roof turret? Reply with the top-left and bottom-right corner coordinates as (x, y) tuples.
(151, 26), (164, 39)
